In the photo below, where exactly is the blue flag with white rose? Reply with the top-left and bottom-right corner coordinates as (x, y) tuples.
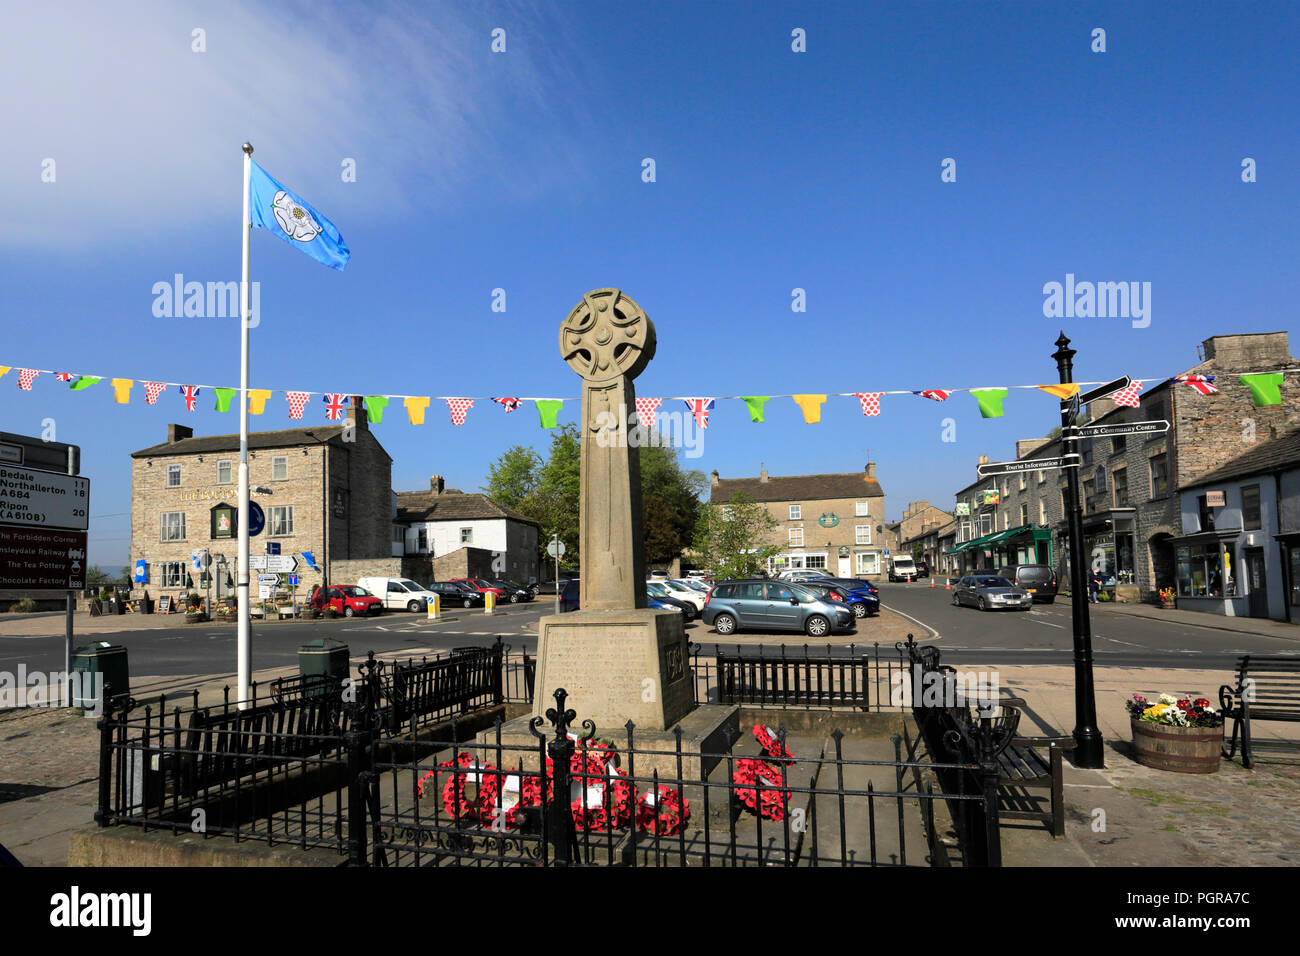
(248, 161), (350, 271)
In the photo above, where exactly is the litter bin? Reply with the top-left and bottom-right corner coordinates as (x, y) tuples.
(71, 642), (130, 713)
(298, 638), (350, 698)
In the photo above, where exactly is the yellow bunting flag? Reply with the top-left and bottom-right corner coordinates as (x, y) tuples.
(0, 367), (9, 381)
(404, 396), (431, 425)
(792, 394), (827, 424)
(1037, 384), (1080, 399)
(248, 389), (273, 414)
(110, 378), (134, 404)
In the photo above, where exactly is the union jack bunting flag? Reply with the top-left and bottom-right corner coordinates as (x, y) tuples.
(55, 372), (76, 382)
(914, 389), (952, 402)
(180, 386), (201, 412)
(492, 397), (520, 413)
(324, 393), (350, 421)
(683, 398), (715, 429)
(1177, 375), (1218, 395)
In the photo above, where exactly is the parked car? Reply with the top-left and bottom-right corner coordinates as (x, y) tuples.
(824, 577), (879, 596)
(646, 581), (697, 620)
(308, 584), (383, 617)
(996, 565), (1059, 604)
(951, 574), (1033, 611)
(645, 587), (694, 621)
(803, 581), (880, 619)
(451, 578), (511, 602)
(560, 578), (581, 613)
(357, 577), (440, 612)
(488, 579), (534, 603)
(776, 569), (834, 583)
(537, 572), (579, 595)
(651, 578), (706, 611)
(915, 560), (930, 578)
(888, 556), (918, 582)
(702, 579), (855, 638)
(425, 581), (485, 608)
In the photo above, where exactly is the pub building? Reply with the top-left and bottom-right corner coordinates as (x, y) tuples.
(127, 404), (393, 607)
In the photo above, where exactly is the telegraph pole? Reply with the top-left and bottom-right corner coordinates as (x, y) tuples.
(1052, 332), (1104, 768)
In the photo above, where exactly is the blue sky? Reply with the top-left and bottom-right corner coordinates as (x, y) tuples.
(2, 1), (1297, 569)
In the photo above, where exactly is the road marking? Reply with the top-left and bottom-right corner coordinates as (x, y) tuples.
(887, 606), (941, 642)
(1028, 619), (1065, 629)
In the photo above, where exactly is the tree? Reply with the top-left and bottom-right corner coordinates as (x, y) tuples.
(86, 566), (112, 590)
(639, 439), (707, 565)
(484, 445), (541, 511)
(1045, 425), (1063, 441)
(692, 491), (781, 579)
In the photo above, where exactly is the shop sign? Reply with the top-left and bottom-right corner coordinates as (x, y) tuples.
(1206, 491), (1225, 507)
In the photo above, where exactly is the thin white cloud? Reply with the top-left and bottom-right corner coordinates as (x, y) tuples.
(0, 0), (588, 246)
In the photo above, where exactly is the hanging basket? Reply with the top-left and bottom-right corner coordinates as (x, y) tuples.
(1130, 717), (1222, 774)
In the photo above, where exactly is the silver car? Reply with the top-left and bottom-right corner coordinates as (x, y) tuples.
(951, 574), (1032, 612)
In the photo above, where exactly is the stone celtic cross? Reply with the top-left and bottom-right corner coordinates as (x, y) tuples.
(559, 289), (656, 610)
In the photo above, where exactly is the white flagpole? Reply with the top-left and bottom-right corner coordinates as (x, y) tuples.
(237, 142), (254, 709)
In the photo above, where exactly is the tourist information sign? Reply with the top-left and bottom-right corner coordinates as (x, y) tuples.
(977, 454), (1080, 478)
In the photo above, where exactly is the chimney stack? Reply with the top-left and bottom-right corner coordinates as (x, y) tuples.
(760, 468), (769, 483)
(710, 469), (720, 487)
(430, 475), (445, 494)
(168, 424), (193, 443)
(865, 462), (876, 479)
(345, 396), (369, 430)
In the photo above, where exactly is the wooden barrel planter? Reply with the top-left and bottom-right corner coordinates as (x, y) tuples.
(1131, 717), (1222, 773)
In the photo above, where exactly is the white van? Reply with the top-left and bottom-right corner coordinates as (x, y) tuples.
(888, 557), (917, 583)
(357, 577), (439, 612)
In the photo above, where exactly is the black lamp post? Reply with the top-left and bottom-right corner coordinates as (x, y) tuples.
(1053, 332), (1105, 768)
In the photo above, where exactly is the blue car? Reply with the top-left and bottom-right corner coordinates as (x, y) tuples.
(826, 577), (879, 596)
(805, 582), (879, 619)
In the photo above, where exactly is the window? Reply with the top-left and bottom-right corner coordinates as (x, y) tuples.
(789, 527), (804, 547)
(217, 460), (232, 484)
(167, 464), (181, 488)
(1149, 400), (1167, 432)
(1038, 499), (1047, 525)
(460, 527), (473, 544)
(979, 514), (993, 536)
(269, 505), (293, 536)
(159, 562), (185, 588)
(857, 553), (879, 575)
(417, 528), (428, 552)
(738, 583), (764, 600)
(1001, 479), (1009, 498)
(1176, 543), (1237, 598)
(1060, 489), (1070, 516)
(1081, 439), (1094, 466)
(1112, 468), (1128, 508)
(272, 456), (288, 481)
(806, 555), (827, 569)
(1020, 504), (1029, 527)
(1018, 472), (1026, 491)
(1112, 434), (1126, 454)
(161, 511), (186, 541)
(789, 504), (802, 521)
(1037, 469), (1045, 484)
(855, 525), (871, 545)
(1150, 454), (1169, 497)
(1003, 512), (1009, 530)
(1242, 485), (1262, 531)
(1082, 477), (1098, 515)
(1197, 495), (1216, 532)
(855, 501), (869, 517)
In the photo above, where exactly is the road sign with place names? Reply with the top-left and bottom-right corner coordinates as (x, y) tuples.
(0, 526), (87, 590)
(1075, 419), (1169, 439)
(249, 555), (268, 570)
(0, 464), (90, 531)
(978, 454), (1080, 478)
(265, 555), (297, 573)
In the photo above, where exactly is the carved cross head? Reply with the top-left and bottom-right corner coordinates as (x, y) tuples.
(559, 288), (656, 383)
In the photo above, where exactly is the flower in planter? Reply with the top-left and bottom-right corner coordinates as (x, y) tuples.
(1126, 692), (1223, 728)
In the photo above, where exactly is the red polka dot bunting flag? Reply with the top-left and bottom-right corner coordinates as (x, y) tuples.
(286, 391), (310, 420)
(634, 398), (662, 428)
(144, 382), (167, 405)
(17, 369), (38, 390)
(853, 392), (883, 417)
(447, 398), (474, 425)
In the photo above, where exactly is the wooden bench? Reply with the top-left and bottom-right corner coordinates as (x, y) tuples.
(1220, 655), (1300, 768)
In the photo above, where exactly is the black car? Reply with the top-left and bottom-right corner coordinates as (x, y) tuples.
(915, 560), (930, 578)
(489, 579), (533, 603)
(425, 581), (484, 608)
(996, 565), (1059, 604)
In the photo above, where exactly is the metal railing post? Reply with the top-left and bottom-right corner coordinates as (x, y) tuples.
(345, 729), (368, 866)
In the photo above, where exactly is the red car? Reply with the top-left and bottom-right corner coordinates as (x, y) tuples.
(309, 584), (384, 617)
(450, 578), (510, 601)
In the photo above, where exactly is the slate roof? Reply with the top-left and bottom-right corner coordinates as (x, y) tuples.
(1178, 427), (1300, 491)
(131, 425), (380, 458)
(395, 490), (539, 526)
(710, 472), (884, 504)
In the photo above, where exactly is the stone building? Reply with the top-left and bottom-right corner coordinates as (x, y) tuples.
(128, 402), (392, 602)
(392, 476), (541, 584)
(946, 331), (1300, 602)
(709, 464), (889, 578)
(890, 500), (953, 569)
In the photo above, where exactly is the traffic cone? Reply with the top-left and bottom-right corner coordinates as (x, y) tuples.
(945, 578), (951, 590)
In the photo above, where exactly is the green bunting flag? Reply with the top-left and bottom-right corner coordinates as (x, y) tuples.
(535, 399), (563, 429)
(1240, 373), (1284, 407)
(363, 395), (389, 424)
(70, 376), (101, 391)
(972, 388), (1008, 419)
(741, 396), (769, 423)
(213, 387), (237, 413)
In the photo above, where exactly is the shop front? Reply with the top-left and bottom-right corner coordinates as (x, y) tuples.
(1077, 510), (1139, 602)
(1169, 530), (1247, 616)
